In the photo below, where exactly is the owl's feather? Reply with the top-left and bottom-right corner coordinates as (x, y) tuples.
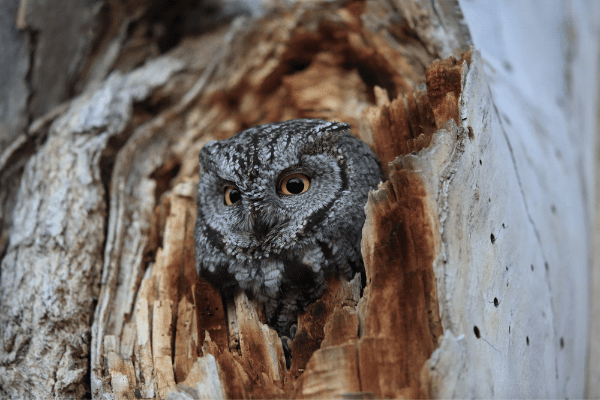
(194, 119), (381, 334)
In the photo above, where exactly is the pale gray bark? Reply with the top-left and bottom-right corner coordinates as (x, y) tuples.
(0, 0), (29, 151)
(0, 57), (184, 398)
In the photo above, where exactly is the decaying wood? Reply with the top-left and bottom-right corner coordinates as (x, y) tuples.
(31, 1), (456, 397)
(1, 0), (597, 398)
(83, 1), (474, 397)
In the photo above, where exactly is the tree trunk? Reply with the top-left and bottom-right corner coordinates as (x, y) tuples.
(0, 1), (598, 399)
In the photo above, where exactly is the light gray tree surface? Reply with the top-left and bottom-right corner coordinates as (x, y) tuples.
(458, 2), (600, 397)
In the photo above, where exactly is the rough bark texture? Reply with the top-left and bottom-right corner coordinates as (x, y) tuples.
(0, 0), (598, 399)
(459, 3), (600, 397)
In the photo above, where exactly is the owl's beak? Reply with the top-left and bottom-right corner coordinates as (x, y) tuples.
(252, 212), (276, 241)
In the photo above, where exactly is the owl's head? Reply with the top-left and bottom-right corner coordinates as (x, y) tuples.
(195, 119), (380, 327)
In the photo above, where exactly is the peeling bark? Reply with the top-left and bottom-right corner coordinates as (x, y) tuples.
(0, 57), (184, 398)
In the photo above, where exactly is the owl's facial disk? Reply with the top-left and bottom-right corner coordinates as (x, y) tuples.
(197, 120), (349, 257)
(224, 172), (311, 206)
(199, 155), (342, 256)
(222, 171), (314, 242)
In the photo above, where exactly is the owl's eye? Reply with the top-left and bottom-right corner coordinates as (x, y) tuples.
(224, 186), (241, 205)
(280, 173), (311, 195)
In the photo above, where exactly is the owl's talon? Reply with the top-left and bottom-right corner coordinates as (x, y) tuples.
(281, 336), (291, 353)
(281, 336), (292, 369)
(289, 323), (298, 340)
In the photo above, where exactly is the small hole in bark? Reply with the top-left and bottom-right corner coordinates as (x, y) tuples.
(507, 282), (509, 287)
(526, 336), (530, 345)
(490, 234), (496, 244)
(502, 223), (506, 228)
(493, 298), (499, 307)
(479, 159), (482, 165)
(506, 266), (508, 271)
(473, 326), (481, 338)
(531, 264), (534, 271)
(555, 149), (562, 159)
(288, 60), (311, 73)
(509, 326), (511, 334)
(545, 262), (549, 271)
(560, 337), (564, 348)
(489, 197), (491, 202)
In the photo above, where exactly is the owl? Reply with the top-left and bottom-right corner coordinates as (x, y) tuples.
(194, 119), (381, 337)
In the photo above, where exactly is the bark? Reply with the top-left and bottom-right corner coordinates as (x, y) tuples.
(0, 0), (598, 399)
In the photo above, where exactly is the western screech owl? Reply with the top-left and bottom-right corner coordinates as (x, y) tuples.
(194, 119), (381, 335)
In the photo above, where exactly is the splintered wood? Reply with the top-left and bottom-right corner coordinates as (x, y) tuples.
(102, 179), (229, 399)
(98, 1), (472, 398)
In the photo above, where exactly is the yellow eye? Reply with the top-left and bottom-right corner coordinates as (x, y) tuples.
(224, 186), (241, 205)
(280, 173), (310, 195)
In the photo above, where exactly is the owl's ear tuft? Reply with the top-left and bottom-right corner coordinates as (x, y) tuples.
(200, 140), (218, 156)
(198, 146), (215, 175)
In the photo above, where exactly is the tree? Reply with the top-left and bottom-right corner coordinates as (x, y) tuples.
(0, 0), (598, 398)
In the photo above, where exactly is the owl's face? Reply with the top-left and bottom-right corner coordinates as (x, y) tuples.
(195, 119), (380, 331)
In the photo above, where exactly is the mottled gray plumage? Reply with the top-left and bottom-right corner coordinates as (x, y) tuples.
(194, 119), (381, 334)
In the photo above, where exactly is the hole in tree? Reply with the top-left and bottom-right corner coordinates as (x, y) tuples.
(490, 234), (496, 244)
(526, 336), (530, 346)
(509, 326), (511, 334)
(288, 60), (311, 73)
(473, 326), (481, 339)
(531, 264), (534, 271)
(560, 337), (564, 348)
(545, 262), (549, 271)
(479, 159), (482, 165)
(151, 159), (182, 204)
(493, 298), (499, 307)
